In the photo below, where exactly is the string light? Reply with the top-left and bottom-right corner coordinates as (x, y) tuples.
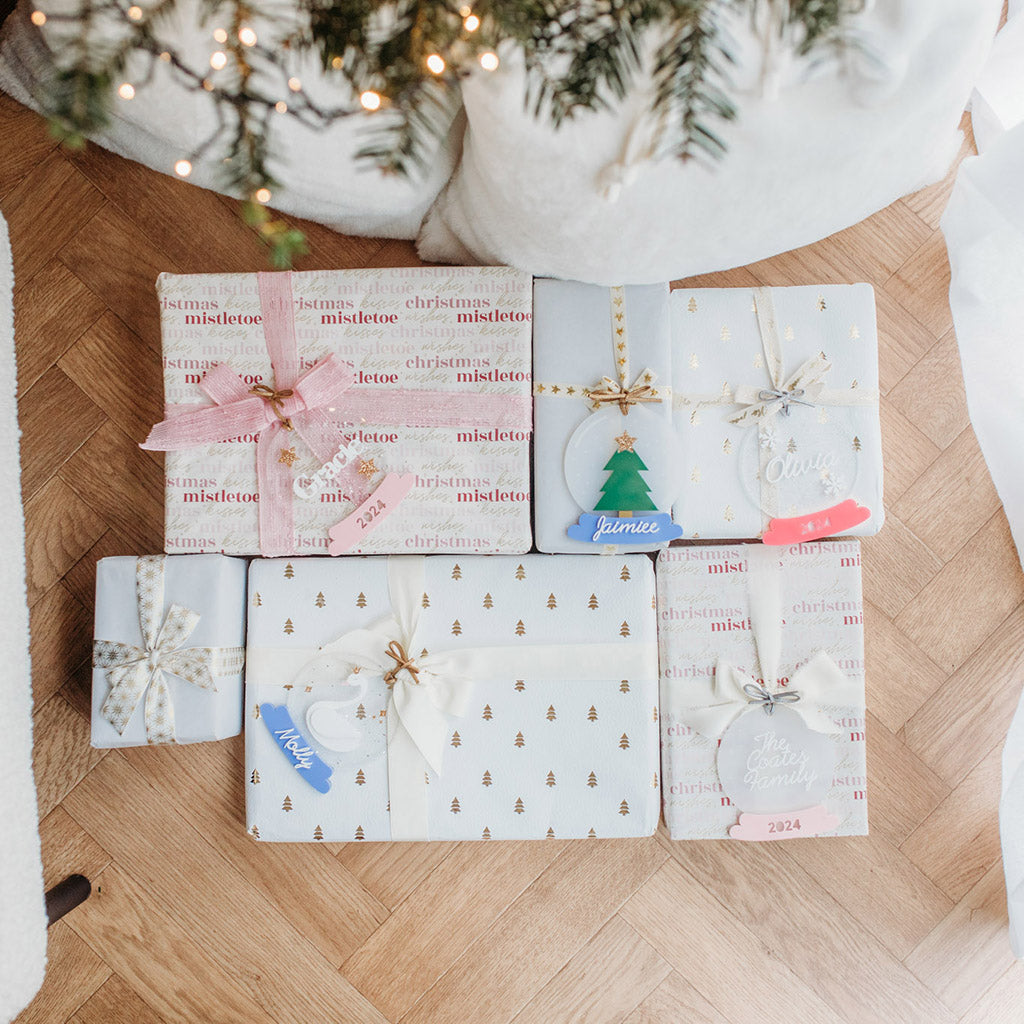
(359, 90), (381, 111)
(30, 9), (46, 25)
(238, 26), (257, 46)
(254, 187), (271, 203)
(127, 5), (142, 20)
(117, 82), (135, 100)
(331, 56), (343, 70)
(174, 159), (192, 177)
(159, 51), (170, 61)
(479, 51), (499, 71)
(426, 54), (445, 75)
(210, 51), (228, 70)
(213, 27), (227, 43)
(287, 77), (301, 91)
(202, 78), (214, 91)
(275, 100), (287, 113)
(459, 5), (471, 14)
(464, 14), (480, 32)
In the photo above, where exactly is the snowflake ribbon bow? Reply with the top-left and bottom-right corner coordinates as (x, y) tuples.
(93, 556), (244, 744)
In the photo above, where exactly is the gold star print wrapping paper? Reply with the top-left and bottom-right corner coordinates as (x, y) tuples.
(244, 554), (661, 842)
(91, 555), (248, 747)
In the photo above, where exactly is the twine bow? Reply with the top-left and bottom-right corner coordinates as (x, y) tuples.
(92, 556), (244, 744)
(586, 370), (663, 415)
(248, 383), (296, 430)
(383, 640), (420, 687)
(743, 681), (802, 714)
(755, 385), (813, 417)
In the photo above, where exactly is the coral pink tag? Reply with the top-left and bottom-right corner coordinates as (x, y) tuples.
(761, 499), (871, 545)
(327, 473), (416, 554)
(728, 805), (840, 841)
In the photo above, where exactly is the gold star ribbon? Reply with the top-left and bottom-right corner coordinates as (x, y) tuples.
(532, 286), (671, 413)
(92, 556), (245, 744)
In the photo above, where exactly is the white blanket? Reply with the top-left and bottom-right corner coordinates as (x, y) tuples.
(0, 215), (47, 1020)
(941, 8), (1024, 958)
(419, 0), (1003, 284)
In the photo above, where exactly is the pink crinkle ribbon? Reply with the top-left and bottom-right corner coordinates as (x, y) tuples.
(142, 272), (532, 556)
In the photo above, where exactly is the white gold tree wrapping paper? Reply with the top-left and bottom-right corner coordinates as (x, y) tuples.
(91, 555), (247, 747)
(245, 554), (661, 842)
(657, 542), (868, 840)
(670, 285), (883, 541)
(152, 267), (533, 556)
(532, 280), (680, 554)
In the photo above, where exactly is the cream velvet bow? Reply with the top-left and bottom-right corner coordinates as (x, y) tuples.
(687, 652), (858, 739)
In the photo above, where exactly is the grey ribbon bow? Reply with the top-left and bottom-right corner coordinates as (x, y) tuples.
(743, 681), (803, 715)
(756, 386), (813, 416)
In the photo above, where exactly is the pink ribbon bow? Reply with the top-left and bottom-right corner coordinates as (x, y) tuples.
(142, 274), (354, 555)
(142, 272), (533, 556)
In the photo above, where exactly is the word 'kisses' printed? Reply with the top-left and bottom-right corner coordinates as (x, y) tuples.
(293, 440), (364, 501)
(763, 450), (838, 486)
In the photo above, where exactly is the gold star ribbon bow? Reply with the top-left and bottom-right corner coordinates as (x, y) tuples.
(92, 556), (244, 744)
(585, 370), (663, 415)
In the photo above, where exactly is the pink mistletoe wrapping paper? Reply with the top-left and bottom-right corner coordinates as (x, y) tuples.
(151, 267), (533, 555)
(657, 541), (868, 840)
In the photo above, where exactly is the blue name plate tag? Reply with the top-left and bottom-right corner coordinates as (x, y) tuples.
(260, 703), (333, 794)
(567, 511), (683, 544)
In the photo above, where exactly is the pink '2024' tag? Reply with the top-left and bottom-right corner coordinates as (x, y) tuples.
(327, 473), (416, 554)
(761, 499), (871, 545)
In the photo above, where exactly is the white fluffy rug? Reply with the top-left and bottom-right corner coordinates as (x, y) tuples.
(0, 213), (47, 1021)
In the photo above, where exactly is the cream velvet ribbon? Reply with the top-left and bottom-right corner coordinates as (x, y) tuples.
(292, 556), (656, 840)
(93, 555), (245, 744)
(687, 546), (860, 739)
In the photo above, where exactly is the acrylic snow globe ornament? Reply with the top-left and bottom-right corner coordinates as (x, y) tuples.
(565, 405), (683, 545)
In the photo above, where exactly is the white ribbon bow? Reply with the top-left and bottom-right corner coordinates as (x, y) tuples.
(298, 556), (654, 840)
(93, 555), (244, 744)
(686, 546), (860, 740)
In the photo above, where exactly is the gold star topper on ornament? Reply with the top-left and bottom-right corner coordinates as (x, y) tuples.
(357, 458), (378, 478)
(615, 430), (637, 452)
(278, 447), (298, 467)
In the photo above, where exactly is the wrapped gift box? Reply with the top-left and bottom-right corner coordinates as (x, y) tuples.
(149, 267), (533, 556)
(245, 553), (661, 842)
(533, 280), (681, 553)
(670, 284), (883, 541)
(91, 555), (247, 747)
(657, 542), (868, 840)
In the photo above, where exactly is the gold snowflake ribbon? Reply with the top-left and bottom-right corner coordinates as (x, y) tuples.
(93, 555), (245, 744)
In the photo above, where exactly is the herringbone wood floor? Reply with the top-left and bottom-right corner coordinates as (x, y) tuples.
(4, 88), (1024, 1023)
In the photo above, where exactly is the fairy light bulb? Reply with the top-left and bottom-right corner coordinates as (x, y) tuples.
(275, 100), (287, 113)
(238, 26), (257, 46)
(254, 187), (271, 204)
(459, 5), (471, 14)
(202, 78), (214, 91)
(30, 9), (46, 25)
(287, 76), (301, 92)
(479, 51), (498, 71)
(210, 51), (227, 70)
(159, 51), (170, 61)
(213, 27), (227, 43)
(464, 14), (480, 32)
(174, 159), (192, 177)
(360, 90), (381, 111)
(117, 82), (135, 100)
(127, 5), (142, 20)
(331, 56), (343, 70)
(426, 54), (445, 74)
